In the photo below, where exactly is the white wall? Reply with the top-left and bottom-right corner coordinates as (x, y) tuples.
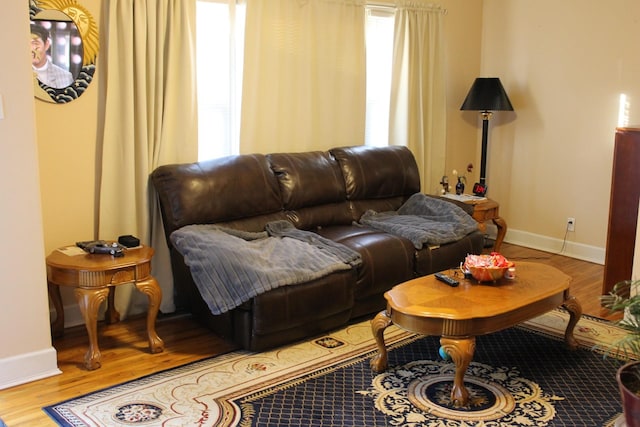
(480, 0), (640, 263)
(0, 2), (60, 388)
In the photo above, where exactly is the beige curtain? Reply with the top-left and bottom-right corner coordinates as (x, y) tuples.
(240, 0), (366, 154)
(98, 0), (198, 317)
(389, 1), (446, 195)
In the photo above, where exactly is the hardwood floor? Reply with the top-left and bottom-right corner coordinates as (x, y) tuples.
(0, 243), (615, 426)
(497, 243), (617, 321)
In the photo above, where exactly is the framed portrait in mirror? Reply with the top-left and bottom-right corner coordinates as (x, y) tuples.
(29, 0), (98, 104)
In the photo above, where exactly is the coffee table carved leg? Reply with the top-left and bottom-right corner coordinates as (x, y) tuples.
(440, 336), (476, 407)
(134, 276), (165, 354)
(48, 282), (65, 338)
(75, 287), (110, 370)
(370, 310), (393, 373)
(562, 294), (582, 350)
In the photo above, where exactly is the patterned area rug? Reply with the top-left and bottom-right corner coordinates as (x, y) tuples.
(44, 309), (627, 426)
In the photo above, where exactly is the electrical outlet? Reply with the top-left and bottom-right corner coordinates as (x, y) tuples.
(567, 217), (575, 232)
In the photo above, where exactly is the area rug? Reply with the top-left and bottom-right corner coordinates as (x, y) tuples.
(44, 309), (627, 426)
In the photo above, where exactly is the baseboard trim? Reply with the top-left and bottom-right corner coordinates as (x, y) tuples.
(505, 229), (605, 265)
(0, 347), (61, 390)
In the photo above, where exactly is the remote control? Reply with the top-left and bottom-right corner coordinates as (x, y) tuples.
(434, 272), (459, 287)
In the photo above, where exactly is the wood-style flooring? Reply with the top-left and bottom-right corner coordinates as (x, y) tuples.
(0, 243), (617, 426)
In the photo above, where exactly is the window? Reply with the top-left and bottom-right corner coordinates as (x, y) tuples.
(196, 0), (245, 161)
(196, 2), (394, 159)
(364, 6), (395, 147)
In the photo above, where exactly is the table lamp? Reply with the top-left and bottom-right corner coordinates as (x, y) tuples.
(460, 77), (514, 196)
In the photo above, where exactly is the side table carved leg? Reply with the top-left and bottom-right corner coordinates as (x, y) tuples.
(75, 287), (110, 370)
(562, 293), (583, 350)
(370, 310), (392, 373)
(492, 216), (507, 252)
(440, 336), (476, 407)
(105, 287), (120, 324)
(47, 282), (65, 338)
(135, 276), (165, 354)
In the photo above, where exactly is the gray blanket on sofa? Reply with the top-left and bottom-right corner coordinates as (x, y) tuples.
(359, 193), (479, 249)
(170, 221), (361, 315)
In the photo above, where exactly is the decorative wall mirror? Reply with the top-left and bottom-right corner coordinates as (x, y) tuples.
(29, 0), (99, 104)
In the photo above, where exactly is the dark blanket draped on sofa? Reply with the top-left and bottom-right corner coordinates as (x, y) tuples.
(359, 193), (479, 249)
(171, 221), (362, 315)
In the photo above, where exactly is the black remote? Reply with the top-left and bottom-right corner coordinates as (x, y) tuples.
(434, 272), (459, 287)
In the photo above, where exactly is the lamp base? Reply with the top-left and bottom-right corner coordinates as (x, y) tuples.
(472, 182), (488, 197)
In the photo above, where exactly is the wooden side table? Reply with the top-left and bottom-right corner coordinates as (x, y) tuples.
(46, 245), (165, 370)
(467, 198), (507, 252)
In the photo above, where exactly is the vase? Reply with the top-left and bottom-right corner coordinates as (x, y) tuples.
(455, 179), (465, 195)
(617, 360), (640, 427)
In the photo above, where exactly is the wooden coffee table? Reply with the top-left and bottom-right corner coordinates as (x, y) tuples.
(370, 262), (582, 406)
(47, 245), (165, 370)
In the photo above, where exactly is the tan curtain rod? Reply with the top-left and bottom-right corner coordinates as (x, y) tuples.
(367, 1), (447, 15)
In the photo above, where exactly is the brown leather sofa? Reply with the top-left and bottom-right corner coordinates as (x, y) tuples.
(151, 145), (484, 351)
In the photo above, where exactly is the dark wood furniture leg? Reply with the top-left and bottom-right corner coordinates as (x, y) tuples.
(47, 282), (65, 338)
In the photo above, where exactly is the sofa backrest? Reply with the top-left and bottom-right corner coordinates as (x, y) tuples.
(151, 145), (422, 240)
(267, 151), (352, 229)
(330, 145), (420, 220)
(151, 154), (286, 238)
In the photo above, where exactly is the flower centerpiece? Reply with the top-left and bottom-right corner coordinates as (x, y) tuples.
(462, 252), (514, 282)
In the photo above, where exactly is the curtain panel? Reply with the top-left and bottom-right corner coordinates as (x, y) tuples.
(389, 1), (446, 195)
(240, 0), (367, 154)
(98, 0), (198, 317)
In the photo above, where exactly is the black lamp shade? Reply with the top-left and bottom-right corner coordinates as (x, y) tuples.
(460, 78), (514, 112)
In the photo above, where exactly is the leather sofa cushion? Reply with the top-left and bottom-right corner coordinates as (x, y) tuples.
(249, 268), (355, 337)
(151, 154), (283, 234)
(268, 151), (352, 229)
(330, 145), (420, 201)
(316, 225), (415, 299)
(284, 202), (353, 230)
(268, 151), (346, 209)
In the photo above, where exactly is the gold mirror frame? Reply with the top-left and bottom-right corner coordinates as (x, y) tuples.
(29, 0), (99, 104)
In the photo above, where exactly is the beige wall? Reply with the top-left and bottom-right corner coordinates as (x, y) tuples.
(0, 1), (59, 388)
(476, 0), (640, 262)
(442, 1), (484, 185)
(34, 0), (102, 325)
(36, 0), (101, 254)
